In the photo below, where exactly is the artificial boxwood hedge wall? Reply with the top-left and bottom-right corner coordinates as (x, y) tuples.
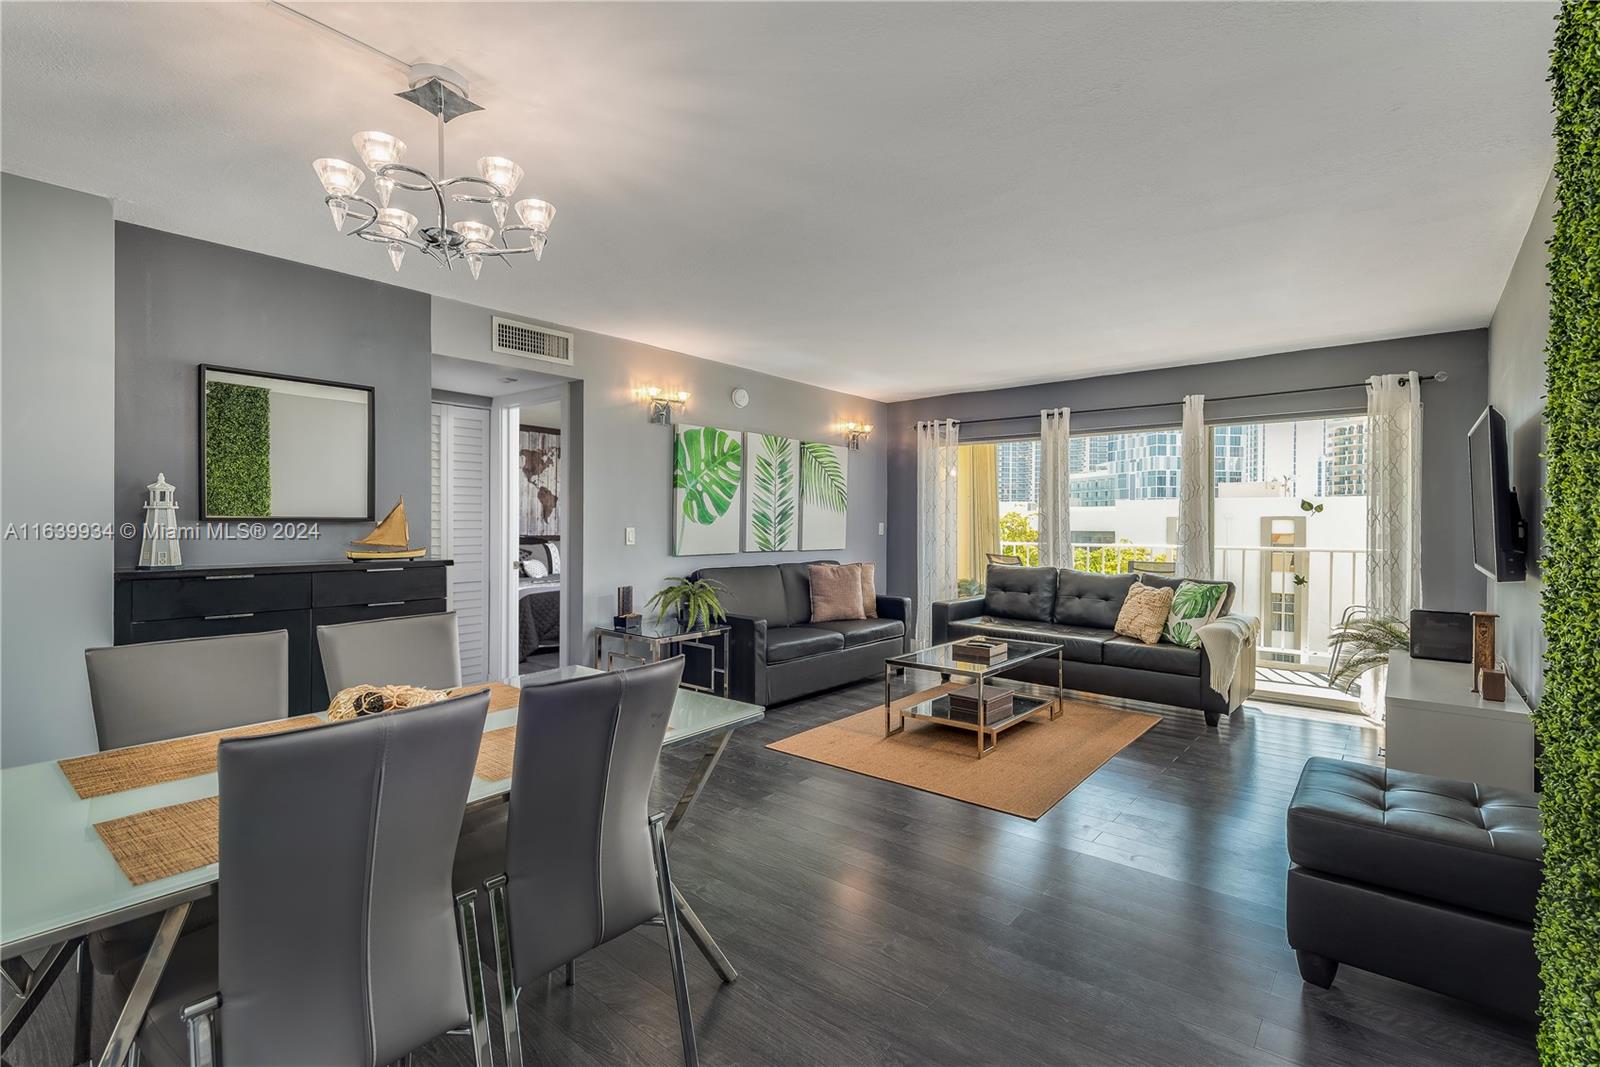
(203, 381), (271, 516)
(1541, 7), (1600, 1062)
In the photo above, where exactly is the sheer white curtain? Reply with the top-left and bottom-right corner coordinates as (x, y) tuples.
(915, 419), (960, 647)
(1175, 394), (1213, 578)
(1366, 372), (1423, 617)
(1038, 407), (1072, 568)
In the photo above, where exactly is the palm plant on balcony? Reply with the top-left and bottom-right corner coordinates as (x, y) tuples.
(1326, 614), (1409, 693)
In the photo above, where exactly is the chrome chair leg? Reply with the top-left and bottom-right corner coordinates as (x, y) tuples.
(127, 1046), (141, 1067)
(180, 995), (218, 1067)
(649, 813), (698, 1067)
(453, 891), (494, 1067)
(486, 876), (524, 1067)
(75, 940), (94, 1065)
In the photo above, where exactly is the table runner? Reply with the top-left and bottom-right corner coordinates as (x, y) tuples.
(61, 683), (524, 800)
(94, 797), (220, 887)
(473, 725), (517, 781)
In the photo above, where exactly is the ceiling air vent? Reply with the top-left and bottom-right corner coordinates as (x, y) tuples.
(492, 316), (574, 368)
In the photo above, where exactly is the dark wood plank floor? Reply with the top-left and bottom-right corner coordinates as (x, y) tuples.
(7, 680), (1536, 1066)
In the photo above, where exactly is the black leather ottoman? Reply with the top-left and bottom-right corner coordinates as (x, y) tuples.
(1286, 757), (1542, 1020)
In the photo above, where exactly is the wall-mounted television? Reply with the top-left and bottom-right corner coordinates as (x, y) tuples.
(1467, 405), (1526, 582)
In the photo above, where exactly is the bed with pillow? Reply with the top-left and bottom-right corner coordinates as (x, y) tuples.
(517, 539), (562, 659)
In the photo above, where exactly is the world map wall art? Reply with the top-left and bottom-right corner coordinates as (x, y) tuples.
(672, 425), (848, 556)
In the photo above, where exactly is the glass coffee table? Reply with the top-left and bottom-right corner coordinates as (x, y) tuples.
(884, 639), (1064, 758)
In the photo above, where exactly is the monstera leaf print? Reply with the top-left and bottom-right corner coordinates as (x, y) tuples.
(674, 427), (743, 547)
(799, 441), (848, 511)
(748, 434), (797, 551)
(1161, 580), (1228, 649)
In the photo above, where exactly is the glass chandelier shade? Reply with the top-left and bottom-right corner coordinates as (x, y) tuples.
(477, 156), (523, 198)
(351, 131), (406, 170)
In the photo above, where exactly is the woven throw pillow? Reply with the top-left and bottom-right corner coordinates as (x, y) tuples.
(1162, 579), (1229, 648)
(809, 563), (866, 622)
(1113, 583), (1173, 645)
(857, 562), (878, 618)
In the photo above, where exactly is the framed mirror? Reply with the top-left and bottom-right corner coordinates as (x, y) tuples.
(199, 365), (374, 520)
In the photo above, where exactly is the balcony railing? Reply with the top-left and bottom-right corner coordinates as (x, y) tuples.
(994, 540), (1368, 667)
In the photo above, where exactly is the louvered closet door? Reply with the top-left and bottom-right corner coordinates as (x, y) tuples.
(430, 402), (491, 684)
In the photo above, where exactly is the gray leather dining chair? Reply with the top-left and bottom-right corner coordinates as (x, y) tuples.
(317, 611), (462, 695)
(457, 658), (698, 1067)
(78, 630), (292, 1057)
(114, 690), (495, 1067)
(85, 631), (289, 750)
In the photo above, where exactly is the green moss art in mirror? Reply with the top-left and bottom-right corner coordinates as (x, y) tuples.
(203, 381), (271, 517)
(1540, 7), (1600, 1063)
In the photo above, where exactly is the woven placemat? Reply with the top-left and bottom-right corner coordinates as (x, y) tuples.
(59, 716), (322, 800)
(451, 682), (522, 713)
(94, 796), (220, 886)
(474, 726), (517, 781)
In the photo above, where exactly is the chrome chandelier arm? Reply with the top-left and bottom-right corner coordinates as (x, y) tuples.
(376, 163), (450, 234)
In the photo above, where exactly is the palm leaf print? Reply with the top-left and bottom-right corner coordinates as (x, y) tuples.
(799, 442), (847, 512)
(674, 427), (743, 545)
(749, 434), (796, 551)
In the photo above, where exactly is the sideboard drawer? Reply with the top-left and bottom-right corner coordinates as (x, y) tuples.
(128, 572), (312, 623)
(312, 565), (446, 608)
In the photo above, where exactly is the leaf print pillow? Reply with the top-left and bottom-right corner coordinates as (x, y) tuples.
(1161, 580), (1229, 648)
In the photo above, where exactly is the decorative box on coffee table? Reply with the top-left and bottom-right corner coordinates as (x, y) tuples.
(884, 638), (1064, 758)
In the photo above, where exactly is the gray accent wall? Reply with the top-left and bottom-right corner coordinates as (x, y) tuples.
(2, 176), (115, 764)
(114, 225), (432, 567)
(885, 331), (1491, 615)
(431, 297), (889, 650)
(1487, 174), (1554, 707)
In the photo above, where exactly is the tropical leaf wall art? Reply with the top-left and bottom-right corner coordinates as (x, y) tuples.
(799, 441), (849, 550)
(745, 433), (799, 551)
(673, 425), (744, 555)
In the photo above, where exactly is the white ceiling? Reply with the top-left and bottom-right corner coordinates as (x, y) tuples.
(1, 2), (1556, 402)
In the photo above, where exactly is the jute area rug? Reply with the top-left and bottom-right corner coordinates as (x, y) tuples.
(767, 685), (1161, 820)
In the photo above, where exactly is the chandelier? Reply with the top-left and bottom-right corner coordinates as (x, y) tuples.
(312, 64), (555, 280)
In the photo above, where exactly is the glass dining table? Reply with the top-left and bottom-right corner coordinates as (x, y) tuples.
(0, 665), (763, 1067)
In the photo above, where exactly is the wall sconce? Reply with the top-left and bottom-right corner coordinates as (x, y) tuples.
(640, 386), (690, 424)
(842, 420), (874, 450)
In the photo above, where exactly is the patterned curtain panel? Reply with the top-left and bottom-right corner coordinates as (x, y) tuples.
(915, 419), (960, 646)
(1365, 373), (1423, 616)
(1039, 407), (1072, 567)
(1175, 395), (1213, 579)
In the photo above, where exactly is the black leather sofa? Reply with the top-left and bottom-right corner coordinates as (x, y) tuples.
(932, 565), (1255, 726)
(692, 561), (911, 706)
(1287, 757), (1542, 1020)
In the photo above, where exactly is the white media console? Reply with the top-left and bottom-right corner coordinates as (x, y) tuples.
(1383, 651), (1534, 793)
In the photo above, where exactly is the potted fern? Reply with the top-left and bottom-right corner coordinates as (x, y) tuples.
(646, 576), (728, 632)
(1327, 614), (1409, 714)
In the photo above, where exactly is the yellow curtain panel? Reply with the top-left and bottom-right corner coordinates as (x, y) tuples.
(956, 443), (1000, 586)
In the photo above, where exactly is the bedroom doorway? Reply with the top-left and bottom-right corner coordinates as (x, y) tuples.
(514, 397), (563, 673)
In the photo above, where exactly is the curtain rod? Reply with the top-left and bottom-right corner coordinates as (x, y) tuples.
(941, 372), (1445, 429)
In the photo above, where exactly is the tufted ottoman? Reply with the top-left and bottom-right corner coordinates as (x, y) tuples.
(1286, 757), (1542, 1020)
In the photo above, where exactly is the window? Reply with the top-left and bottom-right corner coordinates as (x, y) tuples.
(1069, 429), (1181, 573)
(1211, 416), (1369, 665)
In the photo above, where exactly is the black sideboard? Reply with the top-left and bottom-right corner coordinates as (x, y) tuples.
(113, 559), (452, 713)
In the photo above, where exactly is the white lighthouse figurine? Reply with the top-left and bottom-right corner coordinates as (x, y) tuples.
(138, 472), (183, 569)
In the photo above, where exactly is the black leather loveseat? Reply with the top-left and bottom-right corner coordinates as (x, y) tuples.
(693, 562), (912, 706)
(932, 565), (1256, 726)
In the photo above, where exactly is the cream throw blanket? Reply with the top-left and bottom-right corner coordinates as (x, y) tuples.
(1196, 614), (1259, 706)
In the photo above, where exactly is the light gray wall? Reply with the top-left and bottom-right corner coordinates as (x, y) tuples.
(885, 330), (1491, 615)
(2, 176), (115, 764)
(114, 225), (433, 566)
(432, 298), (889, 647)
(1487, 174), (1554, 707)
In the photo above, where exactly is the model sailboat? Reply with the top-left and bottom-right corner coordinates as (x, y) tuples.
(347, 498), (427, 560)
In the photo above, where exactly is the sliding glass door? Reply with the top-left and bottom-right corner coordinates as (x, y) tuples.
(1209, 416), (1368, 669)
